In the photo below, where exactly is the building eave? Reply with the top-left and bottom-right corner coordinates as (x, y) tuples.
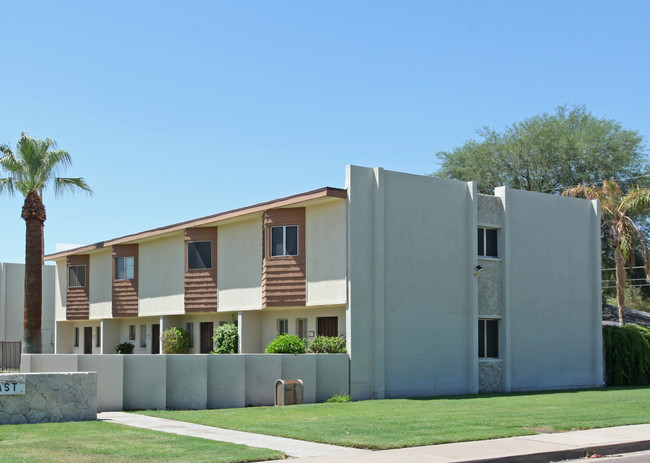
(45, 186), (347, 261)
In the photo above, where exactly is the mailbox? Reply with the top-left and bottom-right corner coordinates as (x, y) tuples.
(275, 379), (303, 406)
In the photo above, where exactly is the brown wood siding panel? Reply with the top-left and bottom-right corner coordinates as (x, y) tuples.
(66, 255), (89, 320)
(262, 208), (306, 307)
(184, 227), (218, 313)
(112, 244), (139, 317)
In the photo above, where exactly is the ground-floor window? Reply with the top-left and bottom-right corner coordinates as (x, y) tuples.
(296, 318), (308, 340)
(140, 324), (147, 348)
(478, 319), (499, 358)
(96, 326), (101, 347)
(186, 322), (194, 349)
(129, 324), (136, 341)
(74, 327), (79, 347)
(277, 319), (289, 335)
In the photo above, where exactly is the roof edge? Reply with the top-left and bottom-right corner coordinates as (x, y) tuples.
(45, 186), (347, 261)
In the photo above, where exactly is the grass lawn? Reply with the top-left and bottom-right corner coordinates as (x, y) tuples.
(0, 420), (284, 463)
(138, 387), (650, 450)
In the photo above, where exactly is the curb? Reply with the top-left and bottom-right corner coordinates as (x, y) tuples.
(467, 439), (650, 463)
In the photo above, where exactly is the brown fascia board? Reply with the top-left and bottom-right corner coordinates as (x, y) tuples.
(45, 186), (347, 261)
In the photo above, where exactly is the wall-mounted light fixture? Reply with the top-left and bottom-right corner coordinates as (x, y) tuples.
(473, 265), (483, 277)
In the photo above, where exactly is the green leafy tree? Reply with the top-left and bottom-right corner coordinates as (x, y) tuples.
(563, 180), (650, 325)
(435, 105), (648, 194)
(0, 133), (92, 353)
(161, 327), (190, 354)
(212, 323), (238, 354)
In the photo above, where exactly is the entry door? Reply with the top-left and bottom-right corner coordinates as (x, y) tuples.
(200, 322), (214, 353)
(317, 317), (338, 337)
(84, 327), (92, 354)
(152, 324), (160, 354)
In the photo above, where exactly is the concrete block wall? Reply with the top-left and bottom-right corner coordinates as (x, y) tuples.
(22, 353), (349, 411)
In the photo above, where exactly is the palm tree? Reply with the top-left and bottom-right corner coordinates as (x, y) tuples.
(563, 180), (650, 325)
(0, 133), (92, 353)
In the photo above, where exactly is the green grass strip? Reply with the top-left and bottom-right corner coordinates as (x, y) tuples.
(138, 387), (650, 450)
(0, 420), (283, 463)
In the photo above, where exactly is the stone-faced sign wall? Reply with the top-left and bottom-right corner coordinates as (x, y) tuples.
(0, 372), (96, 424)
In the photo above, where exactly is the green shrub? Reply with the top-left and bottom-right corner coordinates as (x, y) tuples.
(265, 333), (306, 354)
(161, 327), (190, 354)
(308, 335), (347, 353)
(326, 394), (351, 403)
(212, 323), (238, 354)
(115, 342), (134, 354)
(603, 324), (650, 386)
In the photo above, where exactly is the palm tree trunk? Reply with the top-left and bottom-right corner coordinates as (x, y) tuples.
(615, 245), (626, 326)
(22, 190), (46, 353)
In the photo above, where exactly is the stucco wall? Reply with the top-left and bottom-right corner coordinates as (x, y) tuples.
(139, 234), (185, 316)
(306, 201), (347, 306)
(0, 372), (96, 424)
(0, 263), (55, 353)
(89, 250), (112, 319)
(22, 353), (349, 411)
(347, 166), (477, 400)
(497, 187), (603, 391)
(218, 217), (263, 311)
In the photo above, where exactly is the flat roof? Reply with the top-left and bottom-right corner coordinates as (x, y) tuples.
(45, 186), (347, 260)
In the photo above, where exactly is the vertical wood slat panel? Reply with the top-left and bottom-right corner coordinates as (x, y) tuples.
(66, 255), (89, 320)
(262, 208), (306, 307)
(184, 227), (218, 313)
(112, 244), (139, 317)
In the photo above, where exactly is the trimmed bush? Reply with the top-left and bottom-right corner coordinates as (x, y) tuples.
(603, 324), (650, 386)
(265, 333), (306, 354)
(115, 342), (134, 354)
(326, 394), (351, 403)
(161, 327), (190, 354)
(212, 323), (239, 354)
(308, 335), (347, 353)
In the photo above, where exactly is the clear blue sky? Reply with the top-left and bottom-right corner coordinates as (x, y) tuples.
(2, 0), (649, 264)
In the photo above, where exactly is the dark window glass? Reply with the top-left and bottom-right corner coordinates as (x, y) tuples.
(116, 257), (134, 280)
(479, 319), (499, 358)
(285, 225), (298, 256)
(188, 241), (212, 269)
(186, 322), (194, 349)
(478, 228), (498, 257)
(69, 265), (86, 288)
(486, 319), (499, 357)
(96, 327), (101, 347)
(74, 327), (79, 347)
(271, 226), (284, 257)
(486, 229), (498, 257)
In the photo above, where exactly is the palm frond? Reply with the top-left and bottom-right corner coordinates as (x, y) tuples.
(620, 187), (650, 215)
(54, 177), (93, 197)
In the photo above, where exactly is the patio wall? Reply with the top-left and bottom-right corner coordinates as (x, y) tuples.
(21, 353), (349, 411)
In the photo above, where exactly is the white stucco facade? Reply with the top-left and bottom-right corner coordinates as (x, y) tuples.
(217, 216), (263, 311)
(345, 166), (603, 400)
(39, 165), (603, 401)
(0, 262), (55, 353)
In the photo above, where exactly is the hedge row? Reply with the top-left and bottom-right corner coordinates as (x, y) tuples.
(603, 324), (650, 386)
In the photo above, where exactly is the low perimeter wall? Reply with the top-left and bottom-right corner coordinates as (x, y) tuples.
(21, 354), (349, 412)
(0, 372), (97, 424)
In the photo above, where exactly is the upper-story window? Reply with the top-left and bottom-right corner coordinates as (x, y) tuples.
(115, 256), (135, 280)
(478, 227), (498, 258)
(271, 225), (298, 257)
(188, 241), (212, 270)
(68, 265), (86, 288)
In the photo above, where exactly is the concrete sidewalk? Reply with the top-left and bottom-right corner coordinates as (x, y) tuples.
(98, 412), (650, 462)
(97, 411), (368, 459)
